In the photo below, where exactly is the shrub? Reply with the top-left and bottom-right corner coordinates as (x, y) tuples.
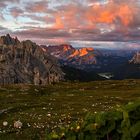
(46, 101), (140, 140)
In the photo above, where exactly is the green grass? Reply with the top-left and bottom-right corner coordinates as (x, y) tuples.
(0, 79), (140, 139)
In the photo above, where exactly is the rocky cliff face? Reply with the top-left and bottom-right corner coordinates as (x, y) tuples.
(43, 44), (97, 67)
(0, 34), (63, 85)
(129, 52), (140, 64)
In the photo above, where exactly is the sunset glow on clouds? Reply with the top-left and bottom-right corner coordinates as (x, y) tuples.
(0, 0), (140, 44)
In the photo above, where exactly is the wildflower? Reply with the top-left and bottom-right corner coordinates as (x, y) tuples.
(47, 113), (51, 117)
(3, 121), (8, 126)
(61, 132), (65, 136)
(14, 120), (23, 129)
(42, 107), (46, 110)
(27, 123), (31, 127)
(76, 126), (80, 130)
(70, 127), (74, 130)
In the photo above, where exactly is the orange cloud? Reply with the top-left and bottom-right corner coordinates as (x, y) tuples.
(3, 0), (139, 43)
(50, 1), (137, 33)
(53, 16), (64, 29)
(86, 1), (136, 27)
(98, 11), (115, 24)
(117, 5), (134, 26)
(32, 5), (46, 13)
(52, 4), (81, 30)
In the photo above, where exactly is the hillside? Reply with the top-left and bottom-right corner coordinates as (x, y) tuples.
(61, 65), (105, 81)
(0, 80), (140, 139)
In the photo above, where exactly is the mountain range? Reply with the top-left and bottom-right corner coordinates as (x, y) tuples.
(42, 44), (98, 66)
(0, 34), (140, 85)
(43, 44), (138, 70)
(43, 43), (140, 80)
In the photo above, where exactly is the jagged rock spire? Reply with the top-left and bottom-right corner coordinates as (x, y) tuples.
(0, 34), (63, 85)
(130, 52), (140, 64)
(0, 34), (20, 45)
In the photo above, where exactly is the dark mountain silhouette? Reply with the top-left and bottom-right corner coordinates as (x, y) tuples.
(114, 52), (140, 79)
(61, 65), (105, 82)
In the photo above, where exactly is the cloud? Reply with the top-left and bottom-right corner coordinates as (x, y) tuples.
(85, 0), (137, 27)
(0, 0), (139, 44)
(9, 7), (24, 18)
(12, 27), (72, 44)
(0, 26), (11, 34)
(0, 2), (6, 8)
(25, 1), (48, 13)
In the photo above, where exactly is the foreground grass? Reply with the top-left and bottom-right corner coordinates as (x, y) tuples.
(47, 101), (140, 140)
(0, 79), (140, 139)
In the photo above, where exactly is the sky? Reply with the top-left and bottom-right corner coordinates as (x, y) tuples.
(0, 0), (140, 46)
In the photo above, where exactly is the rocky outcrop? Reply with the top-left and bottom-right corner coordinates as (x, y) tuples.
(41, 44), (75, 60)
(43, 44), (97, 67)
(0, 34), (63, 85)
(129, 52), (140, 64)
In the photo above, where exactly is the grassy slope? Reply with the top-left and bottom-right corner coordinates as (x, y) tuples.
(0, 79), (140, 139)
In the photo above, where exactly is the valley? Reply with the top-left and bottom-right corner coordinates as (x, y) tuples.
(44, 44), (140, 80)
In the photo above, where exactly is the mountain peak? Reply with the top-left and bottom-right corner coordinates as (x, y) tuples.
(45, 44), (97, 66)
(79, 47), (94, 56)
(60, 44), (73, 51)
(0, 34), (20, 45)
(81, 47), (94, 51)
(0, 34), (63, 85)
(130, 52), (140, 64)
(69, 47), (94, 57)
